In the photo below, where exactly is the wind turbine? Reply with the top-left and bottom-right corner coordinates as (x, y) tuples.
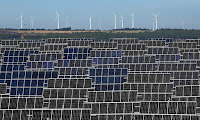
(17, 14), (23, 29)
(152, 12), (159, 30)
(113, 13), (117, 29)
(56, 12), (60, 29)
(97, 19), (102, 30)
(90, 16), (92, 30)
(181, 20), (184, 30)
(162, 18), (165, 29)
(30, 17), (33, 29)
(131, 11), (135, 29)
(65, 17), (68, 28)
(121, 16), (124, 29)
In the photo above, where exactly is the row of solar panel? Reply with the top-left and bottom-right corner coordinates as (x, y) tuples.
(0, 71), (58, 79)
(56, 68), (87, 75)
(10, 87), (43, 95)
(111, 38), (139, 44)
(40, 44), (68, 51)
(139, 93), (172, 101)
(57, 59), (92, 67)
(43, 89), (87, 98)
(2, 79), (44, 87)
(155, 55), (180, 61)
(67, 40), (93, 46)
(90, 50), (122, 57)
(122, 50), (147, 56)
(182, 52), (200, 59)
(140, 40), (166, 46)
(0, 110), (91, 120)
(168, 42), (197, 48)
(89, 69), (127, 76)
(91, 42), (118, 49)
(129, 83), (173, 93)
(47, 38), (94, 43)
(88, 91), (137, 102)
(3, 57), (28, 63)
(47, 78), (91, 88)
(91, 103), (135, 114)
(172, 72), (199, 79)
(128, 73), (170, 83)
(158, 63), (197, 71)
(117, 44), (146, 50)
(173, 80), (199, 87)
(94, 115), (199, 120)
(19, 42), (44, 48)
(121, 56), (156, 63)
(0, 98), (43, 109)
(148, 38), (173, 42)
(147, 47), (179, 54)
(64, 48), (92, 53)
(29, 54), (62, 61)
(27, 62), (54, 69)
(0, 65), (25, 71)
(176, 86), (200, 96)
(1, 40), (25, 46)
(140, 102), (196, 114)
(91, 77), (126, 84)
(114, 63), (157, 71)
(92, 58), (118, 64)
(4, 51), (38, 56)
(43, 99), (86, 108)
(94, 84), (124, 91)
(63, 54), (90, 59)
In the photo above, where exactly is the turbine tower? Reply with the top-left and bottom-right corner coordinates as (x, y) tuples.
(181, 20), (184, 30)
(90, 16), (92, 30)
(121, 16), (123, 29)
(30, 17), (33, 29)
(65, 17), (68, 28)
(97, 19), (102, 30)
(56, 12), (60, 29)
(153, 13), (159, 30)
(17, 14), (23, 29)
(131, 12), (134, 29)
(113, 13), (117, 29)
(152, 19), (155, 31)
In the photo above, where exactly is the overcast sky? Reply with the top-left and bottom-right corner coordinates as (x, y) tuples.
(0, 0), (200, 30)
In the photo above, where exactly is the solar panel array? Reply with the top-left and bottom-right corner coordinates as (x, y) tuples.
(0, 38), (200, 120)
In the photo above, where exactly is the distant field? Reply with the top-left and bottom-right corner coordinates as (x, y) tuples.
(0, 29), (200, 41)
(3, 30), (146, 34)
(11, 30), (102, 34)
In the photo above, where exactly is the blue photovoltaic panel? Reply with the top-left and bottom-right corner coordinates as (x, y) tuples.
(4, 50), (38, 56)
(89, 68), (127, 91)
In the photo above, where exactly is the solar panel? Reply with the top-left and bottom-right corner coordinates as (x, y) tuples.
(0, 38), (199, 119)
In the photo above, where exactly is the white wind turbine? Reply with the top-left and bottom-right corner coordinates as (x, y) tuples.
(181, 20), (184, 30)
(131, 11), (135, 29)
(121, 16), (124, 29)
(30, 17), (34, 29)
(153, 12), (159, 30)
(65, 17), (68, 28)
(90, 16), (92, 30)
(56, 12), (60, 29)
(113, 13), (117, 29)
(17, 14), (23, 29)
(97, 19), (102, 30)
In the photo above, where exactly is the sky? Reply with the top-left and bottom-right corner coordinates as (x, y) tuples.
(0, 0), (200, 30)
